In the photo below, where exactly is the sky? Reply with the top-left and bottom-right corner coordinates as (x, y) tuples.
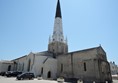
(0, 0), (118, 64)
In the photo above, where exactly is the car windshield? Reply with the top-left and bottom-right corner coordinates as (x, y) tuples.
(18, 73), (25, 76)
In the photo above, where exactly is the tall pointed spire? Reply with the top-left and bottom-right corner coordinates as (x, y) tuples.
(55, 0), (62, 18)
(52, 0), (64, 42)
(48, 0), (68, 57)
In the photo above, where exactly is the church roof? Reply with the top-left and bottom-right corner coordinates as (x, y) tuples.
(12, 55), (27, 61)
(64, 46), (106, 55)
(0, 60), (14, 64)
(33, 51), (54, 57)
(55, 0), (62, 18)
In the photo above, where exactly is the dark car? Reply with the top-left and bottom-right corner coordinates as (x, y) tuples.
(16, 72), (35, 80)
(6, 71), (22, 77)
(0, 71), (6, 76)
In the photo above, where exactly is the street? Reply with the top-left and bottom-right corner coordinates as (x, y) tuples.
(113, 80), (118, 83)
(0, 76), (118, 83)
(0, 76), (58, 83)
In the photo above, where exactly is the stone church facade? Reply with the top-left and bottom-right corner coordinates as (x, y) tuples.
(0, 0), (112, 83)
(57, 46), (112, 83)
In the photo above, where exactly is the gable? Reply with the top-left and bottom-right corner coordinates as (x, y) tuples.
(97, 46), (106, 55)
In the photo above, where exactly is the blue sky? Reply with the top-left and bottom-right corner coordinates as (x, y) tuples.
(0, 0), (118, 64)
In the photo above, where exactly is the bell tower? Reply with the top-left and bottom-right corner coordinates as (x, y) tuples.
(48, 0), (68, 58)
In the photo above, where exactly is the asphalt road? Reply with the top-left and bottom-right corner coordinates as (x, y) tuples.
(113, 80), (118, 83)
(0, 76), (58, 83)
(0, 76), (118, 83)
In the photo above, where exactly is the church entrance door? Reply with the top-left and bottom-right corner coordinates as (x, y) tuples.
(8, 65), (11, 71)
(47, 71), (51, 78)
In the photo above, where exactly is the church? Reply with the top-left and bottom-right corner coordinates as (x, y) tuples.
(0, 0), (112, 83)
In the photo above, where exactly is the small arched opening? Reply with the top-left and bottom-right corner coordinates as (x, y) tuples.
(8, 65), (11, 71)
(47, 71), (51, 78)
(61, 64), (63, 73)
(27, 59), (31, 72)
(41, 67), (43, 75)
(22, 63), (24, 71)
(84, 62), (87, 71)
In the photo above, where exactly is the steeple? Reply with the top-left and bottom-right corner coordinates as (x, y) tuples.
(48, 0), (68, 57)
(55, 0), (62, 18)
(52, 0), (64, 42)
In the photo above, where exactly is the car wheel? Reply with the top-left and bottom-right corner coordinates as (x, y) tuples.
(7, 75), (9, 77)
(21, 78), (23, 80)
(29, 77), (31, 80)
(18, 79), (21, 80)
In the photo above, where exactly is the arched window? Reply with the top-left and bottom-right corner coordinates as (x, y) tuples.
(27, 59), (31, 71)
(53, 49), (55, 52)
(61, 64), (63, 73)
(84, 62), (87, 71)
(22, 63), (24, 71)
(61, 39), (63, 41)
(41, 67), (43, 75)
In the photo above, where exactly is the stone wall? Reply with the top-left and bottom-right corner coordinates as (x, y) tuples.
(57, 46), (112, 83)
(13, 51), (57, 79)
(0, 61), (14, 72)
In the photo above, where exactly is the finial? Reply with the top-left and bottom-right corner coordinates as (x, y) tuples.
(99, 44), (101, 47)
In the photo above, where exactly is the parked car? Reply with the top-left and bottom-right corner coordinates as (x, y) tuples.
(6, 71), (22, 77)
(0, 71), (6, 76)
(16, 72), (35, 80)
